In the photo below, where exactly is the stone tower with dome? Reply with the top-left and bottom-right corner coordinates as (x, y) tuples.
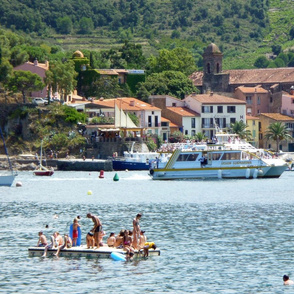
(202, 43), (230, 93)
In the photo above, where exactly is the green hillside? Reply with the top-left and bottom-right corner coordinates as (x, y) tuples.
(1, 0), (294, 69)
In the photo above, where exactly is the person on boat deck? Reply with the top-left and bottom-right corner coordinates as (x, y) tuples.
(283, 275), (294, 285)
(72, 218), (81, 247)
(54, 234), (72, 257)
(87, 213), (102, 249)
(42, 232), (57, 257)
(86, 229), (95, 249)
(107, 232), (116, 247)
(37, 231), (47, 247)
(143, 242), (157, 257)
(133, 213), (142, 250)
(198, 155), (206, 167)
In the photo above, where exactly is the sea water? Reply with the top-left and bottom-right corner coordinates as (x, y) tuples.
(1, 171), (294, 293)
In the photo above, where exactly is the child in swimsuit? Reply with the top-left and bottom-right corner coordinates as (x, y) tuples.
(72, 218), (81, 247)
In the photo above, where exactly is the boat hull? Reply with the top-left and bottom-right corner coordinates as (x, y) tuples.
(33, 171), (54, 176)
(0, 174), (16, 186)
(150, 165), (286, 180)
(28, 245), (160, 258)
(112, 160), (151, 170)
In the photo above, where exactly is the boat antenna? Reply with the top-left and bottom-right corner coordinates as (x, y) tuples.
(0, 127), (13, 172)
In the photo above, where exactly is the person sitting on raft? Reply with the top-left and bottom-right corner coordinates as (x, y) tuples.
(54, 234), (72, 257)
(115, 230), (124, 248)
(86, 230), (95, 249)
(107, 232), (116, 247)
(42, 232), (57, 257)
(37, 231), (47, 247)
(123, 230), (134, 255)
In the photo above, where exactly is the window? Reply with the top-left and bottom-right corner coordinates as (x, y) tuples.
(172, 103), (176, 107)
(253, 130), (256, 138)
(253, 120), (255, 126)
(221, 152), (240, 160)
(207, 63), (211, 74)
(191, 118), (195, 128)
(176, 153), (199, 162)
(202, 118), (211, 128)
(257, 109), (260, 114)
(152, 111), (154, 115)
(216, 63), (220, 73)
(292, 100), (294, 104)
(227, 106), (236, 113)
(246, 96), (252, 105)
(247, 107), (252, 114)
(230, 118), (236, 124)
(257, 96), (260, 105)
(217, 106), (223, 113)
(202, 106), (213, 113)
(185, 130), (188, 135)
(191, 130), (195, 136)
(155, 116), (158, 127)
(148, 116), (152, 127)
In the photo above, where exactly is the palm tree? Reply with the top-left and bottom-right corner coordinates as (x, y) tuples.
(265, 122), (292, 152)
(230, 121), (252, 140)
(194, 132), (207, 142)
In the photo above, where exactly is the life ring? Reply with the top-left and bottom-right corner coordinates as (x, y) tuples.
(149, 169), (154, 175)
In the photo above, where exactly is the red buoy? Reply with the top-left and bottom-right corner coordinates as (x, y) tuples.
(99, 170), (104, 178)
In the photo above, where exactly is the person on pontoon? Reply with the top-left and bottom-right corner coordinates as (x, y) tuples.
(87, 213), (102, 249)
(143, 242), (157, 257)
(54, 234), (72, 257)
(37, 231), (47, 247)
(107, 232), (116, 247)
(133, 213), (142, 249)
(42, 232), (57, 257)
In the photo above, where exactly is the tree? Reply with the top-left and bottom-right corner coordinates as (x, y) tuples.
(79, 17), (94, 34)
(194, 132), (207, 142)
(254, 56), (269, 68)
(136, 70), (197, 101)
(88, 76), (121, 98)
(7, 70), (44, 103)
(272, 44), (282, 55)
(265, 122), (292, 152)
(230, 121), (252, 140)
(147, 48), (197, 76)
(56, 17), (72, 34)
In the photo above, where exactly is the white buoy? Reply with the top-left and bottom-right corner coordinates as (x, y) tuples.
(245, 168), (250, 179)
(218, 169), (222, 179)
(125, 169), (129, 172)
(253, 169), (258, 179)
(87, 190), (92, 195)
(16, 182), (22, 187)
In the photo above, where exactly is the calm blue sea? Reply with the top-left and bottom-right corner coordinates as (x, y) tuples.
(1, 171), (294, 293)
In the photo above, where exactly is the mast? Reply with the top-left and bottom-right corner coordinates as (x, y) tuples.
(0, 127), (13, 172)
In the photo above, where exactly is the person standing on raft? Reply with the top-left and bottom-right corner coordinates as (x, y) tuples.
(72, 218), (80, 247)
(87, 213), (102, 249)
(133, 213), (142, 249)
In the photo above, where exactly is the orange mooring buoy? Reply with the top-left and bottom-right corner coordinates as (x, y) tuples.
(99, 170), (104, 178)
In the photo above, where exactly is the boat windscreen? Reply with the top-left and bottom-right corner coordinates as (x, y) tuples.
(176, 153), (199, 161)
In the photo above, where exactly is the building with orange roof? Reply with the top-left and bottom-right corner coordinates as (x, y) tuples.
(82, 97), (163, 137)
(246, 115), (260, 147)
(13, 59), (49, 99)
(259, 113), (294, 151)
(234, 86), (270, 116)
(149, 95), (200, 138)
(184, 92), (246, 139)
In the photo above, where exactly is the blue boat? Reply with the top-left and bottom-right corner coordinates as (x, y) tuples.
(112, 142), (159, 171)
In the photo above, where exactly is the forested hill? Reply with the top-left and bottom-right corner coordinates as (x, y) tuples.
(1, 0), (294, 69)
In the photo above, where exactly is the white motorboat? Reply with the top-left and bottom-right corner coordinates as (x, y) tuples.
(149, 147), (287, 180)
